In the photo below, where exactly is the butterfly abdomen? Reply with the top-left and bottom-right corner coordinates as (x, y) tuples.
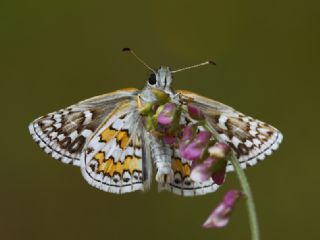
(146, 133), (173, 183)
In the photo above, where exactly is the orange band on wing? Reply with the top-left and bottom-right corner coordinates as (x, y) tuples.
(100, 127), (130, 150)
(172, 158), (191, 178)
(94, 151), (141, 177)
(116, 131), (129, 149)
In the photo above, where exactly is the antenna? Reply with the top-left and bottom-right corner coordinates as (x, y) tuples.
(122, 48), (156, 73)
(171, 60), (216, 74)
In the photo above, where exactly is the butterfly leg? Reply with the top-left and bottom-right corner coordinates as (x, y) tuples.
(136, 94), (142, 108)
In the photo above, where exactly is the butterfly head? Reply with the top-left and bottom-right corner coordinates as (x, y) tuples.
(147, 66), (173, 92)
(122, 48), (215, 100)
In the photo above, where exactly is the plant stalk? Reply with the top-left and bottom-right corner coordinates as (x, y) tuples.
(229, 153), (260, 240)
(204, 121), (260, 240)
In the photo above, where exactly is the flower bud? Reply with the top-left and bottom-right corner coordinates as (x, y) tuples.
(211, 162), (227, 185)
(157, 103), (178, 127)
(151, 88), (169, 102)
(187, 103), (205, 120)
(202, 190), (242, 229)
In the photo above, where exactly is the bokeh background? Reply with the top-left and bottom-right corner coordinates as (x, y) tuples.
(1, 1), (319, 239)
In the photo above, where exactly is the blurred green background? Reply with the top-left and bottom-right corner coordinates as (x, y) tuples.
(1, 0), (319, 239)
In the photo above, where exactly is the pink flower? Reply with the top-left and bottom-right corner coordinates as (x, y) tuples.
(179, 127), (212, 161)
(190, 156), (227, 185)
(190, 157), (216, 182)
(203, 190), (242, 229)
(187, 103), (205, 120)
(157, 103), (178, 127)
(190, 142), (230, 185)
(181, 125), (197, 142)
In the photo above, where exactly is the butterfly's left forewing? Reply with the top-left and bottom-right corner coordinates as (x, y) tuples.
(161, 90), (283, 197)
(177, 90), (283, 171)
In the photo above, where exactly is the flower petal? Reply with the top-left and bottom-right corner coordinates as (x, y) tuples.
(190, 157), (215, 182)
(211, 166), (226, 185)
(208, 142), (231, 159)
(202, 204), (230, 228)
(180, 131), (212, 161)
(223, 190), (242, 207)
(181, 125), (196, 142)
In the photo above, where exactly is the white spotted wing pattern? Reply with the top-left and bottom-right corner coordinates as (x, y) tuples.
(177, 91), (283, 171)
(29, 77), (282, 196)
(81, 100), (152, 194)
(159, 92), (282, 196)
(159, 147), (220, 196)
(29, 89), (138, 166)
(159, 115), (220, 196)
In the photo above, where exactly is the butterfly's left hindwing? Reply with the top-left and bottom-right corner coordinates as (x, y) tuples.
(81, 102), (150, 194)
(159, 147), (219, 196)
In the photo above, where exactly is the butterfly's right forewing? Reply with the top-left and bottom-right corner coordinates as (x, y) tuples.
(29, 89), (138, 166)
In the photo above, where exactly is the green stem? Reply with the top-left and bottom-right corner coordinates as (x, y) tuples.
(203, 121), (260, 240)
(229, 153), (260, 240)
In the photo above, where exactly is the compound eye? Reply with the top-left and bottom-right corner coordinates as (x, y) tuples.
(148, 73), (157, 85)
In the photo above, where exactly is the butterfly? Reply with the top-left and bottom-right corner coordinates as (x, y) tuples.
(29, 48), (283, 196)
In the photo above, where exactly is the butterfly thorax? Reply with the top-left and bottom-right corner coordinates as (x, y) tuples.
(137, 67), (178, 183)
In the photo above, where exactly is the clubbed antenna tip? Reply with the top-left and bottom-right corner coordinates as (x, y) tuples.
(209, 60), (216, 65)
(122, 47), (156, 73)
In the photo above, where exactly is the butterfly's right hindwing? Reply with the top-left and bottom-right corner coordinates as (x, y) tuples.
(28, 89), (138, 166)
